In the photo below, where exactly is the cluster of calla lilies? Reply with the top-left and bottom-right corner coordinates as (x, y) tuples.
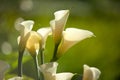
(0, 10), (101, 80)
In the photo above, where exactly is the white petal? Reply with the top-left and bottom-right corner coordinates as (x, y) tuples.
(8, 77), (23, 80)
(63, 28), (94, 41)
(37, 27), (51, 48)
(90, 67), (101, 80)
(17, 36), (21, 45)
(40, 62), (58, 80)
(26, 31), (42, 56)
(57, 28), (94, 57)
(37, 27), (51, 38)
(55, 73), (74, 80)
(40, 62), (58, 74)
(54, 10), (69, 21)
(20, 20), (34, 31)
(50, 20), (55, 31)
(42, 73), (56, 80)
(19, 20), (34, 36)
(50, 10), (69, 44)
(83, 65), (101, 80)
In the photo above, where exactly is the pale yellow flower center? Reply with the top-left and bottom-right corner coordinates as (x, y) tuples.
(26, 31), (42, 56)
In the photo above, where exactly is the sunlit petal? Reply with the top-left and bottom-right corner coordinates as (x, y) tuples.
(20, 20), (34, 31)
(40, 62), (74, 80)
(55, 73), (74, 80)
(83, 65), (101, 80)
(26, 31), (42, 56)
(90, 67), (101, 80)
(37, 27), (51, 39)
(40, 62), (58, 80)
(57, 28), (94, 57)
(37, 27), (51, 48)
(64, 28), (94, 41)
(54, 10), (69, 21)
(50, 10), (69, 44)
(40, 62), (58, 74)
(17, 36), (21, 45)
(20, 20), (34, 36)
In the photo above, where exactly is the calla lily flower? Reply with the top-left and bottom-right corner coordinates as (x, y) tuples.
(50, 10), (94, 60)
(83, 65), (101, 80)
(17, 20), (46, 78)
(17, 20), (34, 53)
(57, 28), (94, 57)
(25, 31), (42, 56)
(17, 20), (51, 55)
(37, 27), (51, 49)
(40, 62), (74, 80)
(50, 10), (69, 44)
(0, 60), (9, 80)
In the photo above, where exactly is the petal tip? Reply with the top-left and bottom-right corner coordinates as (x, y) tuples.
(54, 10), (69, 21)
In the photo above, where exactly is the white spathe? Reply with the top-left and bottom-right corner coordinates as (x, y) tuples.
(57, 28), (94, 57)
(37, 27), (51, 48)
(17, 20), (34, 37)
(16, 20), (34, 53)
(26, 31), (42, 56)
(54, 10), (69, 21)
(0, 60), (9, 80)
(83, 65), (101, 80)
(50, 10), (69, 44)
(55, 73), (74, 80)
(40, 62), (74, 80)
(17, 20), (34, 45)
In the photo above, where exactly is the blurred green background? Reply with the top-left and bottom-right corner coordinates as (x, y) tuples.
(0, 0), (120, 80)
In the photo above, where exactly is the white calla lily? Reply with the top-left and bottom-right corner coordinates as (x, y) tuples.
(83, 65), (101, 80)
(40, 62), (74, 80)
(57, 28), (94, 57)
(16, 20), (34, 53)
(37, 27), (51, 48)
(18, 20), (34, 36)
(0, 60), (9, 80)
(16, 20), (43, 77)
(17, 20), (34, 40)
(26, 31), (42, 56)
(55, 73), (74, 80)
(50, 10), (69, 44)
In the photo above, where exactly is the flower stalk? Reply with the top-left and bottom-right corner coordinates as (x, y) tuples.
(18, 51), (24, 77)
(33, 55), (41, 80)
(40, 49), (44, 65)
(51, 43), (59, 62)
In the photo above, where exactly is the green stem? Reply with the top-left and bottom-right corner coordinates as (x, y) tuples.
(33, 55), (41, 80)
(39, 49), (45, 80)
(18, 51), (23, 77)
(40, 49), (44, 65)
(51, 44), (59, 62)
